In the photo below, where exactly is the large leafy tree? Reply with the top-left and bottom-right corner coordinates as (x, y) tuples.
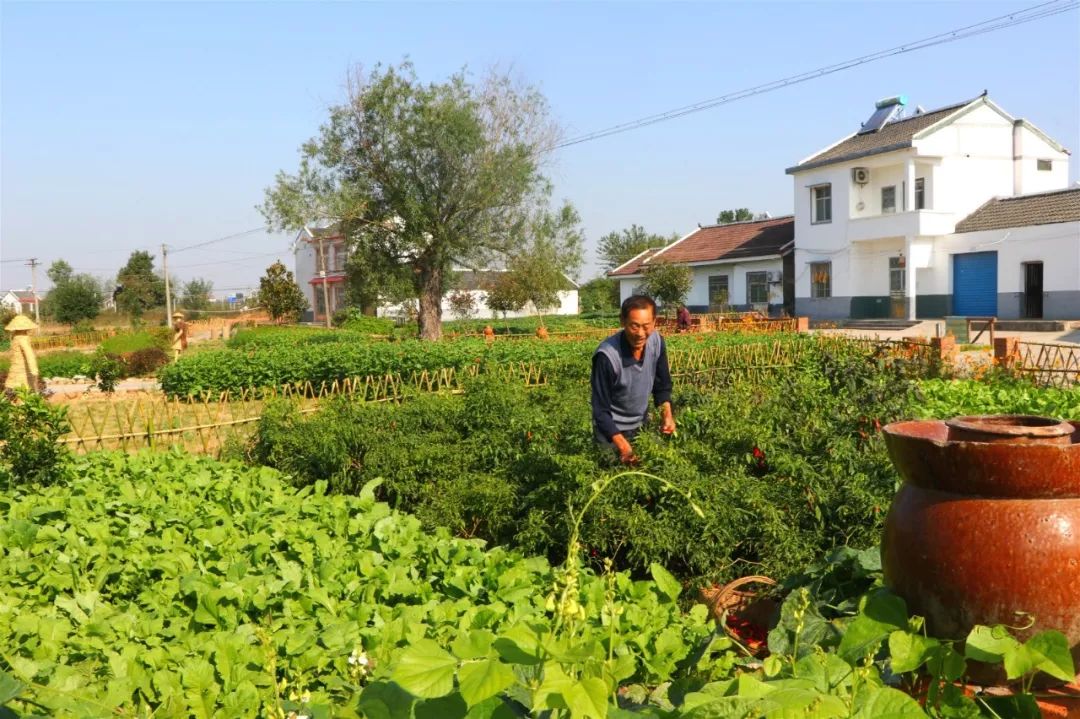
(500, 204), (584, 325)
(579, 277), (619, 314)
(258, 261), (307, 321)
(716, 208), (755, 224)
(261, 61), (561, 340)
(46, 274), (103, 325)
(115, 251), (166, 322)
(597, 225), (676, 271)
(181, 278), (214, 311)
(641, 261), (692, 316)
(46, 260), (74, 286)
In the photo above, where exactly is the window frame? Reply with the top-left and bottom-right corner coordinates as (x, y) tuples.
(881, 185), (897, 214)
(707, 274), (729, 309)
(811, 184), (832, 224)
(746, 271), (769, 305)
(1037, 159), (1053, 172)
(914, 177), (926, 210)
(810, 261), (832, 299)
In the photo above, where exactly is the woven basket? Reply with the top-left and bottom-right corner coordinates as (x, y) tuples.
(701, 575), (777, 651)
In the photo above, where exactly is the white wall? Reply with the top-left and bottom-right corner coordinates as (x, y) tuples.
(293, 241), (319, 312)
(1015, 125), (1071, 195)
(921, 222), (1080, 296)
(380, 289), (578, 320)
(618, 259), (783, 309)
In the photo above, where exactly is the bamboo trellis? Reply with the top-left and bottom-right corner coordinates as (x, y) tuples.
(59, 335), (934, 456)
(30, 329), (120, 351)
(1012, 341), (1080, 388)
(60, 362), (550, 455)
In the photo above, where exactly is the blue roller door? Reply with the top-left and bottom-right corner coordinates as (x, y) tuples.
(953, 251), (998, 316)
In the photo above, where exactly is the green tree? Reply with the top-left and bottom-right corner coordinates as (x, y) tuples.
(261, 61), (561, 340)
(46, 260), (74, 286)
(258, 261), (307, 321)
(641, 261), (692, 316)
(596, 224), (675, 270)
(46, 274), (103, 325)
(115, 251), (166, 322)
(716, 208), (755, 224)
(501, 204), (584, 326)
(483, 272), (527, 323)
(446, 290), (477, 320)
(579, 277), (619, 314)
(181, 278), (214, 311)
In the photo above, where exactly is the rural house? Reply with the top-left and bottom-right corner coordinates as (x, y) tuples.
(1, 289), (40, 316)
(378, 269), (579, 321)
(786, 93), (1076, 321)
(293, 223), (348, 323)
(608, 216), (795, 316)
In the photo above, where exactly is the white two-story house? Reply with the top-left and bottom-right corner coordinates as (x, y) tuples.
(293, 223), (348, 323)
(787, 93), (1076, 321)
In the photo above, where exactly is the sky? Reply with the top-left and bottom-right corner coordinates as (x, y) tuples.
(2, 1), (1078, 297)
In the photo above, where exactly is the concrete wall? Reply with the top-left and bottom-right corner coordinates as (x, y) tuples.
(1015, 125), (1071, 195)
(929, 221), (1080, 319)
(379, 289), (578, 320)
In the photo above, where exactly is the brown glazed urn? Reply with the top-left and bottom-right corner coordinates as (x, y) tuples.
(882, 415), (1080, 677)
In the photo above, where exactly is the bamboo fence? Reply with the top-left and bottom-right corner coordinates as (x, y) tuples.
(58, 335), (934, 456)
(1012, 341), (1080, 388)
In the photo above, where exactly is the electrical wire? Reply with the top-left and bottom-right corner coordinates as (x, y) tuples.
(558, 0), (1079, 148)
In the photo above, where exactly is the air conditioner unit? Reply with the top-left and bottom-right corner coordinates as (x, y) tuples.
(852, 167), (871, 185)
(767, 271), (782, 283)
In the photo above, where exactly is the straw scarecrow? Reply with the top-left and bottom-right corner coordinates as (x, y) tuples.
(171, 312), (188, 361)
(4, 314), (40, 391)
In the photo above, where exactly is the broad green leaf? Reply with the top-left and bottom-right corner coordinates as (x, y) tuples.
(964, 625), (1020, 664)
(0, 671), (24, 704)
(457, 659), (515, 708)
(838, 591), (907, 662)
(392, 639), (458, 699)
(561, 677), (609, 719)
(852, 686), (927, 718)
(887, 630), (939, 673)
(649, 563), (682, 602)
(1024, 630), (1076, 681)
(453, 630), (496, 661)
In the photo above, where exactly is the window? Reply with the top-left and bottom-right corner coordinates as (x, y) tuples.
(915, 178), (926, 210)
(1038, 159), (1053, 172)
(707, 275), (729, 309)
(812, 184), (832, 223)
(882, 186), (897, 214)
(889, 257), (906, 294)
(810, 262), (831, 298)
(746, 272), (769, 304)
(332, 242), (348, 272)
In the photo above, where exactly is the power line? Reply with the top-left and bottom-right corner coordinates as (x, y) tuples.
(167, 226), (266, 254)
(557, 0), (1079, 148)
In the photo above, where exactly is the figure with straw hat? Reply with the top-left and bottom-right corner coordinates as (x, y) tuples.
(171, 312), (188, 361)
(4, 314), (41, 391)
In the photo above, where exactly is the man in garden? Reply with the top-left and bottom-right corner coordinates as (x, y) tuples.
(591, 295), (675, 464)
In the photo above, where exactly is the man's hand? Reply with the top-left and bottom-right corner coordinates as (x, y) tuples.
(612, 433), (639, 466)
(660, 403), (676, 436)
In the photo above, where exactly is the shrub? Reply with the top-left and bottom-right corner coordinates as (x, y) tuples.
(0, 389), (70, 487)
(37, 350), (94, 378)
(100, 328), (169, 355)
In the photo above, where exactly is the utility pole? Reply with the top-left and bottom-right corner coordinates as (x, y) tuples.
(318, 237), (332, 328)
(162, 244), (173, 328)
(26, 258), (40, 324)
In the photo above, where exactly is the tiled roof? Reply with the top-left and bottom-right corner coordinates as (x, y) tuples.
(10, 291), (38, 302)
(608, 217), (793, 277)
(955, 188), (1080, 233)
(607, 248), (665, 277)
(787, 99), (975, 174)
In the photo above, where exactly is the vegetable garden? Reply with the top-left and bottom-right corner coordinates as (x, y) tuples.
(2, 325), (1077, 717)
